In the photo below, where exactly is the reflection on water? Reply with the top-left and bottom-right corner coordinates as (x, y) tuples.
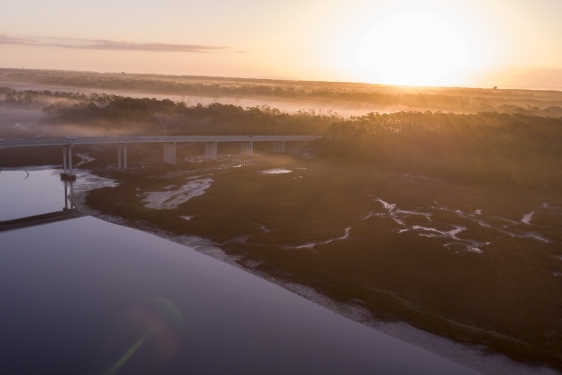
(0, 169), (481, 375)
(0, 170), (68, 221)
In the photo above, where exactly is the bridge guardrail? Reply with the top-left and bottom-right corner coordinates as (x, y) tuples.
(0, 135), (323, 149)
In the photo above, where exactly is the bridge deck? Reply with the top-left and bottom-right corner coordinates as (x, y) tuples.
(0, 210), (85, 232)
(0, 135), (322, 149)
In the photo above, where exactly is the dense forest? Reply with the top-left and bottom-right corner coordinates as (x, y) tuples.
(323, 111), (562, 189)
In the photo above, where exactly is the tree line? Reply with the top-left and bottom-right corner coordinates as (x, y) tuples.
(323, 111), (562, 189)
(40, 95), (562, 189)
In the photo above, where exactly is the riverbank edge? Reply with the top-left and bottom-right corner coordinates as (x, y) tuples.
(67, 171), (560, 375)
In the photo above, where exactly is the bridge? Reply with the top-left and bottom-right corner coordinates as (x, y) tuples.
(0, 180), (83, 232)
(0, 135), (321, 178)
(0, 135), (323, 176)
(0, 210), (84, 232)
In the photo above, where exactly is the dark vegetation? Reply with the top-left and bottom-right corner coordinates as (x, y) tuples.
(42, 97), (335, 135)
(0, 87), (119, 106)
(324, 111), (562, 189)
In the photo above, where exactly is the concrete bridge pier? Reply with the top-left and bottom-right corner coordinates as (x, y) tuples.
(205, 142), (217, 160)
(164, 142), (176, 164)
(241, 141), (253, 156)
(63, 146), (67, 173)
(118, 144), (121, 168)
(117, 143), (128, 169)
(273, 141), (285, 153)
(69, 146), (73, 174)
(61, 146), (76, 180)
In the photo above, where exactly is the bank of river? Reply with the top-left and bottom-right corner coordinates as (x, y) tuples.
(0, 168), (488, 375)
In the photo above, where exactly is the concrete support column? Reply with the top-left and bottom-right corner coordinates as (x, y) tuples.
(164, 142), (176, 164)
(204, 142), (217, 160)
(273, 141), (285, 153)
(241, 141), (253, 156)
(124, 144), (128, 170)
(118, 144), (122, 168)
(68, 146), (73, 173)
(63, 147), (67, 173)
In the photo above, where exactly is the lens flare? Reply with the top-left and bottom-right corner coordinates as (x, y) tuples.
(99, 298), (185, 375)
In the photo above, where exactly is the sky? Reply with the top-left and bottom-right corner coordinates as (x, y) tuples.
(2, 0), (562, 88)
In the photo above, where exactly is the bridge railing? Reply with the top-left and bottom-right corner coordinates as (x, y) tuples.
(0, 135), (322, 148)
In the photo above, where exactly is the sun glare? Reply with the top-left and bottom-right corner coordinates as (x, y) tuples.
(357, 11), (468, 86)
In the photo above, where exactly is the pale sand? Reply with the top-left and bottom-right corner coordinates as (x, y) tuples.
(142, 177), (213, 210)
(261, 168), (292, 174)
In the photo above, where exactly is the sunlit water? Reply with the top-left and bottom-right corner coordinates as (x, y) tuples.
(0, 169), (480, 375)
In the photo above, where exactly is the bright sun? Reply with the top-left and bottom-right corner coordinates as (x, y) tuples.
(357, 11), (468, 86)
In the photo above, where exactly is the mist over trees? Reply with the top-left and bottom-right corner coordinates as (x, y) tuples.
(33, 94), (562, 190)
(2, 83), (561, 190)
(42, 97), (336, 135)
(4, 68), (562, 115)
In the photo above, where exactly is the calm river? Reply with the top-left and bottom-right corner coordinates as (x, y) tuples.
(0, 169), (480, 375)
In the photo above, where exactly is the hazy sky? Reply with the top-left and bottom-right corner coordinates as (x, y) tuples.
(2, 0), (562, 87)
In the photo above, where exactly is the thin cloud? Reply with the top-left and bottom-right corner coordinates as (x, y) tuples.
(0, 33), (236, 53)
(56, 40), (231, 53)
(0, 33), (40, 46)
